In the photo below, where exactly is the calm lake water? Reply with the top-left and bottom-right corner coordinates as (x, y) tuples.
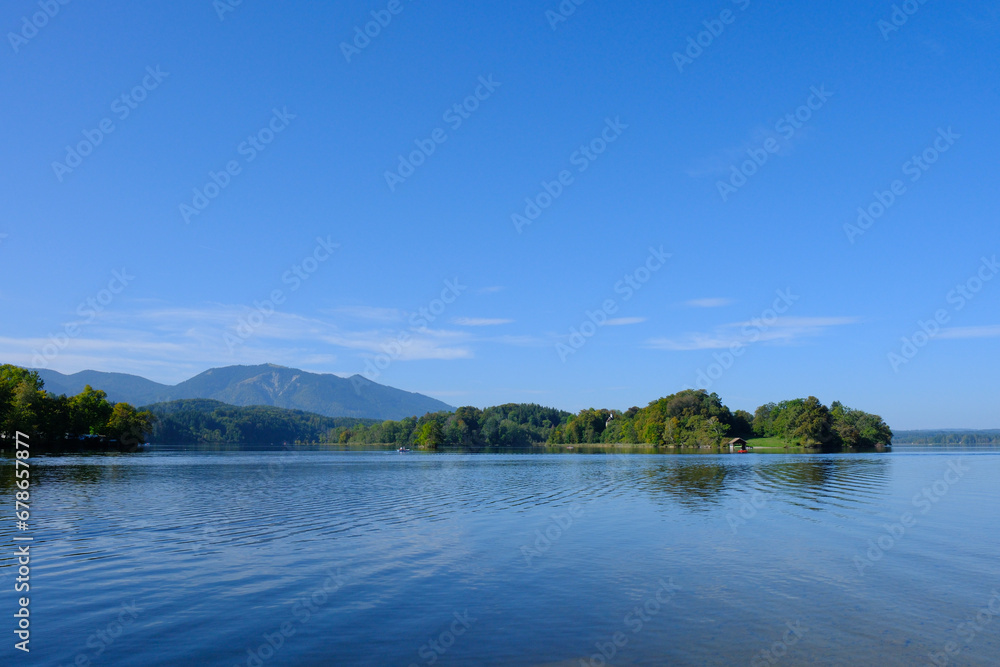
(2, 447), (999, 666)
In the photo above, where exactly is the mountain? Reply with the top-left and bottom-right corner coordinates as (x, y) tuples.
(30, 364), (455, 421)
(33, 369), (175, 405)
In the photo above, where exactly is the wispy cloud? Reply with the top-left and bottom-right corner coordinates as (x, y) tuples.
(683, 298), (734, 309)
(938, 325), (1000, 340)
(2, 303), (479, 381)
(329, 306), (403, 322)
(606, 317), (646, 326)
(645, 316), (859, 351)
(453, 317), (514, 326)
(4, 300), (567, 381)
(320, 328), (474, 361)
(480, 334), (547, 347)
(686, 126), (798, 178)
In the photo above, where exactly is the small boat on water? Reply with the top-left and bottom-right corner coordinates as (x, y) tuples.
(397, 447), (411, 453)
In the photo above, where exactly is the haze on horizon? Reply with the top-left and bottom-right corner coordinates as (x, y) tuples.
(2, 0), (998, 430)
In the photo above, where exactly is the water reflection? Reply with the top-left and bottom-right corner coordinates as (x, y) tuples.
(634, 456), (892, 511)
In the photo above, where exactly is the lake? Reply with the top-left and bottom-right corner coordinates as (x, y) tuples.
(2, 447), (998, 666)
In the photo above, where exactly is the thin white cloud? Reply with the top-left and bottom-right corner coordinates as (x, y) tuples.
(605, 317), (646, 326)
(1, 302), (482, 381)
(480, 334), (548, 347)
(938, 325), (1000, 340)
(320, 328), (474, 361)
(453, 317), (514, 326)
(329, 306), (403, 322)
(645, 316), (860, 351)
(686, 117), (815, 179)
(684, 298), (734, 308)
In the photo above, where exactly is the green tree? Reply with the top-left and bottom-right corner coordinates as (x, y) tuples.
(0, 365), (45, 437)
(106, 403), (156, 446)
(417, 420), (444, 449)
(791, 396), (834, 445)
(68, 385), (114, 435)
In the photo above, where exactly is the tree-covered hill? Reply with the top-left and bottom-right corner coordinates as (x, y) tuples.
(327, 403), (572, 448)
(145, 399), (376, 445)
(892, 430), (1000, 445)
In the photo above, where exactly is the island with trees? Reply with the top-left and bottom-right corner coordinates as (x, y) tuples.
(323, 391), (892, 452)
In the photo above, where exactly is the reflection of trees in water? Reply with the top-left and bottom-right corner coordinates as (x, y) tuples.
(636, 456), (891, 511)
(0, 455), (150, 496)
(1, 460), (87, 492)
(637, 461), (751, 511)
(758, 457), (891, 499)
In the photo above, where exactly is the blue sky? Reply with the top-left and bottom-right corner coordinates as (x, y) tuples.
(2, 0), (998, 429)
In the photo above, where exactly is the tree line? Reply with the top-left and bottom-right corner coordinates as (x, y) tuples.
(0, 365), (155, 449)
(2, 363), (893, 452)
(329, 390), (892, 450)
(891, 430), (1000, 445)
(751, 398), (892, 448)
(327, 404), (570, 449)
(148, 399), (373, 445)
